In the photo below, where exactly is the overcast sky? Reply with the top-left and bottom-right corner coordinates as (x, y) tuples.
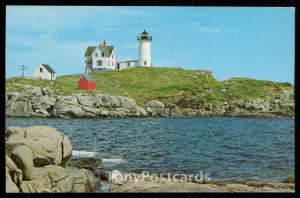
(6, 6), (295, 83)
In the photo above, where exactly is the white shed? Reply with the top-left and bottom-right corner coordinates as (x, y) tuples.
(33, 64), (56, 80)
(117, 60), (138, 70)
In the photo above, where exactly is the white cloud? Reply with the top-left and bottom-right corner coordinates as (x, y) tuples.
(6, 6), (156, 77)
(120, 43), (138, 49)
(190, 22), (222, 34)
(6, 32), (86, 76)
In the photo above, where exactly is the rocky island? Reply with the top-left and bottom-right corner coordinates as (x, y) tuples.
(6, 67), (294, 119)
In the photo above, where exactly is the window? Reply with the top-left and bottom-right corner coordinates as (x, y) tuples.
(102, 52), (104, 57)
(127, 62), (130, 67)
(108, 60), (110, 66)
(144, 61), (147, 66)
(97, 60), (102, 66)
(40, 68), (43, 72)
(95, 53), (98, 57)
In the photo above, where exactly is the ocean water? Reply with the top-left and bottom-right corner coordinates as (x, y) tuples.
(6, 117), (294, 183)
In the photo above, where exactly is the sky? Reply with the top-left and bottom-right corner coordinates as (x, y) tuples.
(6, 6), (295, 83)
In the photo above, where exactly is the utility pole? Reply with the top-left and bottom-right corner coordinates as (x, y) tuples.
(84, 41), (88, 75)
(19, 65), (27, 78)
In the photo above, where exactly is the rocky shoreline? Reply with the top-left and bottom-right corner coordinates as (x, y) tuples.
(6, 83), (294, 119)
(6, 126), (294, 193)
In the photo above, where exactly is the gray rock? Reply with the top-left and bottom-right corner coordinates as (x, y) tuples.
(5, 127), (25, 138)
(6, 126), (73, 167)
(35, 108), (50, 116)
(6, 167), (20, 192)
(146, 100), (165, 108)
(118, 96), (137, 109)
(19, 165), (71, 192)
(70, 106), (85, 117)
(99, 110), (109, 117)
(76, 93), (97, 107)
(67, 157), (101, 171)
(145, 100), (165, 116)
(10, 145), (34, 180)
(132, 107), (147, 116)
(108, 110), (125, 118)
(57, 95), (79, 106)
(26, 86), (43, 96)
(39, 95), (56, 106)
(66, 166), (100, 192)
(82, 106), (100, 117)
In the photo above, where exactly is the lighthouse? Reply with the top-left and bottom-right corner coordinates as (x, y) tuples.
(137, 30), (152, 67)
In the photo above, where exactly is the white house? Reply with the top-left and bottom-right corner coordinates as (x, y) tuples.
(33, 64), (56, 80)
(84, 30), (153, 73)
(85, 40), (117, 73)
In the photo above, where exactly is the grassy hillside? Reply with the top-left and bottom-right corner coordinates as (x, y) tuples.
(6, 67), (293, 104)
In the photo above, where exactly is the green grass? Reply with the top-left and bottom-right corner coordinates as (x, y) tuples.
(6, 67), (293, 104)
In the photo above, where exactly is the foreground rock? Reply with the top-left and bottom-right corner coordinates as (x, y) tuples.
(6, 126), (101, 193)
(6, 126), (72, 167)
(67, 157), (101, 171)
(6, 84), (294, 118)
(109, 172), (294, 192)
(111, 181), (294, 192)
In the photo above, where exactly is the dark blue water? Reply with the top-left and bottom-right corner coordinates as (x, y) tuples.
(6, 117), (294, 183)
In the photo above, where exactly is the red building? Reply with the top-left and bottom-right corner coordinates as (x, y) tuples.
(77, 74), (96, 90)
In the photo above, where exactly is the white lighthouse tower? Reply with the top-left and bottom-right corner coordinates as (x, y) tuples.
(137, 30), (152, 67)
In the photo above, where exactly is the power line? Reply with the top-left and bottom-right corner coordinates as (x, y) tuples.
(19, 65), (27, 77)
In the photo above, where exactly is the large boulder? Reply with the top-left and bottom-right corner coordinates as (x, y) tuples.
(56, 95), (79, 106)
(34, 107), (50, 117)
(146, 100), (165, 108)
(6, 99), (33, 117)
(82, 106), (100, 117)
(19, 164), (99, 193)
(70, 106), (85, 117)
(75, 93), (97, 107)
(145, 100), (166, 116)
(118, 96), (138, 109)
(6, 126), (73, 167)
(10, 145), (34, 180)
(6, 167), (20, 192)
(39, 95), (56, 106)
(19, 165), (72, 192)
(6, 126), (100, 193)
(95, 93), (138, 110)
(132, 107), (147, 117)
(51, 104), (85, 118)
(6, 155), (23, 192)
(95, 93), (120, 107)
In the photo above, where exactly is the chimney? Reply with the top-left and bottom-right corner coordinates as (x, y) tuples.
(103, 40), (106, 46)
